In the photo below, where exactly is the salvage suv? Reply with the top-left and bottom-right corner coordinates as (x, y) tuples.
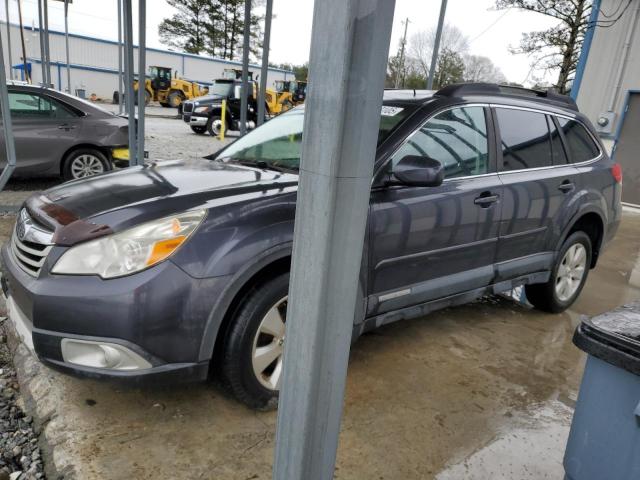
(1, 83), (621, 409)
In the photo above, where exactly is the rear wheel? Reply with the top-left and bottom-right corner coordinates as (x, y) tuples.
(220, 273), (289, 410)
(167, 91), (183, 108)
(525, 231), (592, 313)
(62, 148), (110, 181)
(190, 126), (206, 134)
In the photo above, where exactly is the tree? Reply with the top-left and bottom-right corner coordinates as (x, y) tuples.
(495, 0), (593, 94)
(270, 63), (309, 81)
(159, 0), (264, 62)
(463, 54), (507, 83)
(431, 48), (465, 89)
(409, 24), (470, 79)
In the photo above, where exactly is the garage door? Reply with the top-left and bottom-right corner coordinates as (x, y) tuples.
(615, 92), (640, 206)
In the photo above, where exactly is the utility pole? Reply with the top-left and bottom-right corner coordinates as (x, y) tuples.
(272, 0), (396, 478)
(5, 0), (13, 80)
(427, 0), (447, 90)
(239, 0), (251, 136)
(394, 18), (409, 88)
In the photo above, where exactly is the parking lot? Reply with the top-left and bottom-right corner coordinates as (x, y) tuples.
(1, 107), (638, 478)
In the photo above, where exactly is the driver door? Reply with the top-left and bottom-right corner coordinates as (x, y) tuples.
(367, 105), (503, 316)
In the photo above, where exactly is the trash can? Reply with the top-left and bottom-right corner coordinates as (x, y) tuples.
(75, 88), (86, 99)
(564, 302), (640, 480)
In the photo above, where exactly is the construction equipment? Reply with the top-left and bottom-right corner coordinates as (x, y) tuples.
(132, 66), (208, 108)
(275, 80), (307, 105)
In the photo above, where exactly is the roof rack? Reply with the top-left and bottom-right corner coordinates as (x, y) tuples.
(435, 82), (578, 111)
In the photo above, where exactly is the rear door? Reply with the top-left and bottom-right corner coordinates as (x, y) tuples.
(368, 105), (503, 315)
(0, 90), (81, 174)
(494, 106), (581, 281)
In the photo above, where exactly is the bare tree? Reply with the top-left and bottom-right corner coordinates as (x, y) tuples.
(495, 0), (594, 94)
(409, 23), (470, 79)
(463, 54), (507, 83)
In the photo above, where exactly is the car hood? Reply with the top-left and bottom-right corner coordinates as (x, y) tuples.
(25, 159), (298, 246)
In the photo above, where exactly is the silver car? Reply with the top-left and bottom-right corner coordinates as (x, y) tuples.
(0, 83), (130, 180)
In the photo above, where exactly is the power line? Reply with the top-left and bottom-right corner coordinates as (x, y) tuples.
(591, 0), (632, 28)
(468, 10), (510, 43)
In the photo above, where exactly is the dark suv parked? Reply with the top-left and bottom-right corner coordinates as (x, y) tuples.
(1, 84), (621, 409)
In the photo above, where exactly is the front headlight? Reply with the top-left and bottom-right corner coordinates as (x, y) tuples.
(52, 210), (206, 279)
(194, 106), (210, 113)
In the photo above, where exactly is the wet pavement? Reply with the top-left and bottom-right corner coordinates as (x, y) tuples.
(3, 211), (640, 479)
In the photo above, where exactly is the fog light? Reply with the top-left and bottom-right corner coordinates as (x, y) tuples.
(61, 339), (152, 371)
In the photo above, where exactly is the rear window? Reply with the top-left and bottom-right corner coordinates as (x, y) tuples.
(496, 108), (553, 171)
(557, 118), (600, 163)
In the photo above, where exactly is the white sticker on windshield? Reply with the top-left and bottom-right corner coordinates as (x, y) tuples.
(381, 106), (404, 117)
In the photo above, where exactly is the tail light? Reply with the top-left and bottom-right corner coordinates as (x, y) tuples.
(611, 163), (622, 184)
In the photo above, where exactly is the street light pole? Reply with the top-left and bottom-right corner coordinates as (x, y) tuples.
(239, 0), (251, 136)
(257, 0), (273, 126)
(427, 0), (447, 90)
(272, 0), (396, 478)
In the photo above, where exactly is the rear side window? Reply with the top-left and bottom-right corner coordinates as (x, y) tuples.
(496, 108), (553, 171)
(389, 106), (489, 180)
(557, 118), (600, 163)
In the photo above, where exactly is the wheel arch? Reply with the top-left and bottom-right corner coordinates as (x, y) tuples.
(198, 245), (292, 366)
(60, 144), (112, 177)
(558, 209), (605, 269)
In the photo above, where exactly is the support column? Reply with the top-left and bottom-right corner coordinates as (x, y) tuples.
(257, 0), (273, 126)
(136, 0), (145, 167)
(117, 0), (123, 113)
(37, 0), (45, 84)
(122, 0), (136, 166)
(272, 1), (396, 479)
(64, 0), (70, 92)
(239, 0), (251, 136)
(5, 0), (13, 80)
(42, 0), (50, 85)
(0, 19), (17, 190)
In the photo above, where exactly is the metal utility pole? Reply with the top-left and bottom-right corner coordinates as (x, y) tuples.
(63, 0), (70, 92)
(239, 0), (251, 136)
(257, 0), (273, 126)
(272, 0), (396, 479)
(5, 0), (13, 80)
(427, 0), (447, 90)
(136, 0), (145, 167)
(42, 0), (50, 85)
(16, 0), (28, 82)
(122, 0), (136, 165)
(0, 18), (17, 190)
(394, 18), (409, 88)
(117, 0), (123, 113)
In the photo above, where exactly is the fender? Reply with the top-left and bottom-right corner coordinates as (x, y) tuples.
(197, 242), (292, 362)
(554, 202), (607, 256)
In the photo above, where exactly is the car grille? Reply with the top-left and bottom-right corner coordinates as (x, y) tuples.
(11, 209), (54, 277)
(182, 102), (194, 114)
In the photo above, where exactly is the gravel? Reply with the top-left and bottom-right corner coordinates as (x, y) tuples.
(0, 320), (45, 480)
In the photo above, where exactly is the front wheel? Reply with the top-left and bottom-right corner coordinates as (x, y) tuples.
(62, 148), (110, 181)
(206, 116), (225, 136)
(525, 231), (592, 313)
(167, 91), (183, 108)
(220, 273), (289, 410)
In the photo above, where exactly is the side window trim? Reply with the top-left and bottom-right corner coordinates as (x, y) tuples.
(550, 114), (572, 165)
(374, 103), (497, 185)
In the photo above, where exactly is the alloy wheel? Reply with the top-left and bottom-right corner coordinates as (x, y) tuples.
(251, 296), (287, 391)
(555, 243), (587, 302)
(70, 154), (105, 179)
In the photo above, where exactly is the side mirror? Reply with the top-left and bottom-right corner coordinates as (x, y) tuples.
(234, 85), (242, 99)
(391, 155), (444, 187)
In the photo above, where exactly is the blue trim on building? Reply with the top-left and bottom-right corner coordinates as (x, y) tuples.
(571, 0), (601, 100)
(611, 89), (640, 159)
(13, 21), (295, 76)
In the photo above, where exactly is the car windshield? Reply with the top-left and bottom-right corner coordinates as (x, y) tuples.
(216, 104), (414, 171)
(209, 81), (234, 97)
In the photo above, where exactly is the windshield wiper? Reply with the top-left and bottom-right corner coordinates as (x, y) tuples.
(227, 159), (297, 173)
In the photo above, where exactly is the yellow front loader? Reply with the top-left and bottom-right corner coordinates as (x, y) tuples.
(134, 66), (208, 108)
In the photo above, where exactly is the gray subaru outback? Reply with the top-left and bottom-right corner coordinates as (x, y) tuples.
(1, 83), (622, 409)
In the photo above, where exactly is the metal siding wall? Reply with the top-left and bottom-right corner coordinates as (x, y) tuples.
(1, 23), (293, 98)
(577, 0), (640, 134)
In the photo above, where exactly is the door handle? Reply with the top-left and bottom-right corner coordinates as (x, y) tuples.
(558, 181), (575, 193)
(58, 124), (75, 130)
(474, 192), (499, 207)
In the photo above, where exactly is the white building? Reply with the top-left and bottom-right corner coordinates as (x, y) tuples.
(574, 0), (640, 206)
(1, 22), (294, 100)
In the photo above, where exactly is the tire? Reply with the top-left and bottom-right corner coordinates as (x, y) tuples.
(160, 102), (170, 108)
(206, 116), (225, 136)
(190, 126), (206, 135)
(62, 148), (110, 181)
(525, 231), (592, 313)
(220, 273), (289, 410)
(167, 91), (183, 108)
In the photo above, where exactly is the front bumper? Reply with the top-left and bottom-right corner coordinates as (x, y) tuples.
(0, 243), (222, 384)
(183, 113), (208, 127)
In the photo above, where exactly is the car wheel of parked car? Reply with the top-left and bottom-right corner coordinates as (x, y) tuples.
(63, 149), (110, 181)
(525, 231), (592, 313)
(190, 126), (206, 135)
(221, 273), (289, 409)
(207, 116), (226, 137)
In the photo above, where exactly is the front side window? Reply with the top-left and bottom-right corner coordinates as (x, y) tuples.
(497, 108), (553, 171)
(557, 118), (600, 163)
(9, 92), (75, 119)
(389, 106), (489, 180)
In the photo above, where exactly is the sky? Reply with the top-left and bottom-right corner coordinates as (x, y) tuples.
(3, 0), (561, 86)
